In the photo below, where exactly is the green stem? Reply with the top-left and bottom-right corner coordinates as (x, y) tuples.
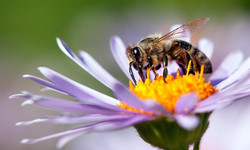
(193, 138), (201, 150)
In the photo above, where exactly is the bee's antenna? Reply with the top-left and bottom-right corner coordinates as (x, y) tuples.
(129, 62), (137, 85)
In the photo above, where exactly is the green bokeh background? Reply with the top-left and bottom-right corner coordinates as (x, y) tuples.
(1, 0), (250, 150)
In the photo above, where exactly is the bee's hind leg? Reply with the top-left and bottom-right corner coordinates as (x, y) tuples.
(163, 56), (168, 82)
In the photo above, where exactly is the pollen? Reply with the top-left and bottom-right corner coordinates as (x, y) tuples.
(119, 61), (217, 114)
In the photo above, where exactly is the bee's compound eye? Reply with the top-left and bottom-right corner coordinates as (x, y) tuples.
(132, 47), (141, 61)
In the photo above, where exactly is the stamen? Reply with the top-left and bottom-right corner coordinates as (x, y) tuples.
(119, 65), (217, 114)
(200, 65), (204, 79)
(186, 60), (192, 75)
(176, 69), (180, 77)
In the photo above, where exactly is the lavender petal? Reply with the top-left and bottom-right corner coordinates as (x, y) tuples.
(195, 85), (250, 113)
(168, 61), (182, 76)
(23, 74), (122, 110)
(21, 122), (104, 144)
(110, 36), (140, 82)
(46, 114), (132, 124)
(57, 38), (121, 90)
(175, 93), (199, 114)
(93, 115), (154, 131)
(78, 50), (124, 90)
(11, 92), (118, 114)
(210, 50), (244, 86)
(38, 66), (120, 106)
(16, 114), (133, 127)
(56, 38), (78, 59)
(216, 57), (250, 90)
(112, 83), (161, 113)
(16, 118), (47, 126)
(57, 132), (83, 149)
(21, 116), (152, 145)
(145, 99), (172, 117)
(57, 115), (153, 148)
(23, 75), (59, 91)
(197, 38), (214, 59)
(201, 70), (250, 108)
(194, 99), (232, 113)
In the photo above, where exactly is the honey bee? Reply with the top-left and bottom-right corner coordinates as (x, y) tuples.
(126, 18), (212, 85)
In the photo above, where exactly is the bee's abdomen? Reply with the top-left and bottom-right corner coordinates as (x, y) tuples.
(168, 39), (212, 74)
(179, 40), (192, 50)
(190, 47), (212, 73)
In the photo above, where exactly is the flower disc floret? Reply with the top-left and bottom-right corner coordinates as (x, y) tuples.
(120, 63), (217, 114)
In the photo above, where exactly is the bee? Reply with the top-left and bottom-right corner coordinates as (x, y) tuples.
(126, 18), (212, 85)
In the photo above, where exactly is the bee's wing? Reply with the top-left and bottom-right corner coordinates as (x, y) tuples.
(153, 18), (209, 43)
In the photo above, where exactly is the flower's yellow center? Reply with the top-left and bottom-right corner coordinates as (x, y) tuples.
(118, 61), (217, 115)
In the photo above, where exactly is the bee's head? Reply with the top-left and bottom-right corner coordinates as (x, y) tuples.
(126, 45), (143, 70)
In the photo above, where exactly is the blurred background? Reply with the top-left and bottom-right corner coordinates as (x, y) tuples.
(1, 0), (250, 150)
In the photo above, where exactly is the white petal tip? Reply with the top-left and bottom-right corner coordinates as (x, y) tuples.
(40, 87), (50, 92)
(56, 141), (66, 149)
(16, 122), (23, 126)
(9, 94), (19, 99)
(21, 139), (30, 144)
(198, 38), (214, 59)
(22, 74), (31, 78)
(37, 66), (49, 74)
(37, 66), (45, 70)
(78, 50), (88, 56)
(16, 119), (46, 126)
(199, 38), (213, 45)
(56, 38), (75, 59)
(56, 37), (61, 41)
(56, 37), (63, 46)
(110, 35), (120, 41)
(21, 100), (34, 106)
(10, 92), (32, 99)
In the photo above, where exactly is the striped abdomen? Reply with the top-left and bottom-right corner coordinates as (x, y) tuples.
(166, 39), (212, 74)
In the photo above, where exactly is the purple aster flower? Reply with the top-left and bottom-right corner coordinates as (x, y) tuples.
(11, 23), (250, 149)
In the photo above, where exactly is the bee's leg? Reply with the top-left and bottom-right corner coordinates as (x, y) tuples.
(138, 66), (145, 82)
(152, 64), (161, 79)
(146, 56), (156, 78)
(148, 56), (153, 68)
(129, 62), (137, 85)
(143, 64), (152, 79)
(155, 64), (161, 70)
(163, 56), (168, 82)
(185, 52), (195, 75)
(149, 64), (161, 79)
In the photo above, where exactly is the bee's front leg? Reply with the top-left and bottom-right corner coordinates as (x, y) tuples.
(147, 56), (157, 77)
(138, 66), (145, 82)
(163, 56), (168, 82)
(129, 62), (137, 85)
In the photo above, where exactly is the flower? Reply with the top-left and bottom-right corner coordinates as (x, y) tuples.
(11, 25), (250, 149)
